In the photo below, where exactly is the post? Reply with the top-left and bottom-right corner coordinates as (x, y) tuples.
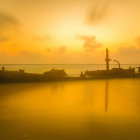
(105, 48), (111, 72)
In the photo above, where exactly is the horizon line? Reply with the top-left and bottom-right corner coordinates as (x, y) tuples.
(1, 64), (140, 65)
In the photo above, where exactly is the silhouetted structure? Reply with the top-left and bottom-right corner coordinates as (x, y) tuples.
(105, 48), (111, 72)
(134, 67), (140, 73)
(43, 69), (67, 78)
(2, 67), (5, 71)
(114, 60), (120, 69)
(1, 49), (140, 83)
(80, 71), (85, 78)
(19, 69), (25, 73)
(84, 49), (136, 78)
(138, 67), (140, 73)
(85, 70), (107, 77)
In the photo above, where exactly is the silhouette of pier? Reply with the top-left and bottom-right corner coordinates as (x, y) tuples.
(1, 49), (140, 83)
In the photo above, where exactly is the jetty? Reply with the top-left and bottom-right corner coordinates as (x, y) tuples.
(0, 49), (140, 83)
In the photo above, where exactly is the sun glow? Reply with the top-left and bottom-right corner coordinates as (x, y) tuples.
(0, 0), (140, 64)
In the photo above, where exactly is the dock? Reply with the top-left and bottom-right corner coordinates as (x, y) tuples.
(1, 49), (140, 83)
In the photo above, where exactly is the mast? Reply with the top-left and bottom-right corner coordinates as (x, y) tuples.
(105, 48), (111, 72)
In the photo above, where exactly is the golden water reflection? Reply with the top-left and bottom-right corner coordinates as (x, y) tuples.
(1, 79), (140, 140)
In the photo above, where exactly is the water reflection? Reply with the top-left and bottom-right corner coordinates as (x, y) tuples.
(105, 80), (109, 113)
(1, 79), (140, 140)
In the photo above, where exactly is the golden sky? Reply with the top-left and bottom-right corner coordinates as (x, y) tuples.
(0, 0), (140, 64)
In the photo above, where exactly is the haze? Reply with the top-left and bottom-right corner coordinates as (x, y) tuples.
(0, 0), (140, 64)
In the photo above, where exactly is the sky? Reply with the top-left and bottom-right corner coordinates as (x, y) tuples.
(0, 0), (140, 64)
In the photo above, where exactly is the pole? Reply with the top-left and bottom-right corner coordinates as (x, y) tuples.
(105, 48), (111, 72)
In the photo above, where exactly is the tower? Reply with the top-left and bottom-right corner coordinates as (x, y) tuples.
(105, 48), (111, 71)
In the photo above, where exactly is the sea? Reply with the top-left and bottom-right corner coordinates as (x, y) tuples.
(1, 64), (140, 140)
(0, 64), (140, 76)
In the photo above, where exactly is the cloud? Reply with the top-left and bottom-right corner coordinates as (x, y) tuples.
(0, 52), (6, 57)
(46, 48), (51, 52)
(77, 35), (102, 52)
(0, 37), (9, 42)
(113, 46), (140, 64)
(119, 47), (137, 55)
(21, 51), (42, 61)
(45, 46), (67, 53)
(118, 46), (140, 55)
(0, 11), (20, 31)
(135, 36), (140, 46)
(56, 46), (67, 53)
(117, 36), (140, 55)
(35, 35), (51, 42)
(0, 11), (20, 44)
(86, 0), (111, 25)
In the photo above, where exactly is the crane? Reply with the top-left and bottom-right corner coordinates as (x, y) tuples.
(114, 60), (120, 69)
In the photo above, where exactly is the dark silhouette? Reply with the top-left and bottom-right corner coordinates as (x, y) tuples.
(2, 67), (5, 72)
(80, 71), (85, 78)
(114, 60), (120, 69)
(84, 48), (138, 78)
(1, 49), (140, 83)
(19, 69), (25, 73)
(105, 48), (111, 72)
(43, 69), (67, 78)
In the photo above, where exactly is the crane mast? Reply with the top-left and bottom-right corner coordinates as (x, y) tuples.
(105, 48), (111, 72)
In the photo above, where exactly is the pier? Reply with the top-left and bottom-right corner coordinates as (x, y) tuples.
(1, 49), (140, 83)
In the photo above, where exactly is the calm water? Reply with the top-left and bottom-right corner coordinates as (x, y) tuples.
(0, 64), (140, 76)
(1, 79), (140, 140)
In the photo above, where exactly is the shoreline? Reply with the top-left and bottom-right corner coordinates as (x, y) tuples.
(0, 73), (140, 83)
(1, 64), (140, 83)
